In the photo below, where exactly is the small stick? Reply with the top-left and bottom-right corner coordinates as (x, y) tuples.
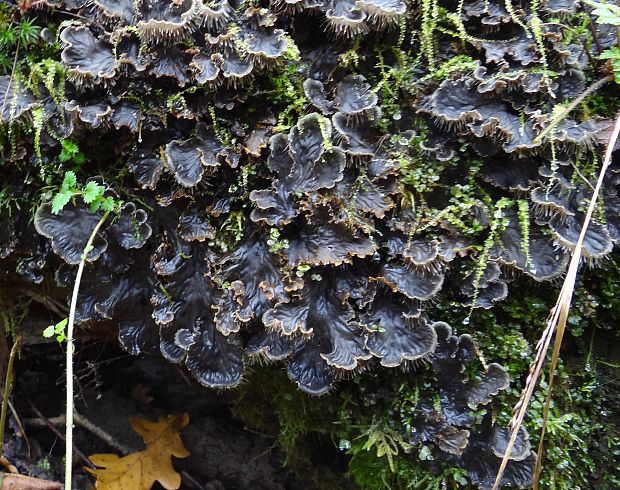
(0, 472), (62, 489)
(0, 455), (17, 473)
(25, 402), (94, 468)
(73, 413), (130, 455)
(533, 75), (614, 145)
(588, 18), (603, 53)
(7, 400), (30, 458)
(25, 414), (131, 455)
(180, 470), (202, 489)
(532, 110), (620, 488)
(65, 211), (111, 490)
(0, 338), (20, 460)
(27, 413), (202, 488)
(492, 110), (620, 489)
(24, 415), (64, 427)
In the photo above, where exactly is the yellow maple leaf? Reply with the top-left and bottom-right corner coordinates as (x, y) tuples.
(86, 413), (190, 490)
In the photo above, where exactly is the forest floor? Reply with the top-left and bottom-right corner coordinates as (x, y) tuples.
(2, 304), (347, 490)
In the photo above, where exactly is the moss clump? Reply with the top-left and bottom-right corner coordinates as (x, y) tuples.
(231, 255), (620, 489)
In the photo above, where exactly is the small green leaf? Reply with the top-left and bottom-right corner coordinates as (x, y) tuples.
(18, 18), (41, 46)
(600, 47), (620, 61)
(100, 196), (117, 212)
(418, 445), (433, 460)
(583, 0), (620, 25)
(73, 152), (86, 166)
(82, 181), (105, 204)
(60, 142), (77, 162)
(51, 190), (73, 215)
(61, 171), (77, 191)
(61, 140), (78, 154)
(89, 200), (102, 213)
(54, 318), (68, 333)
(59, 141), (86, 166)
(0, 28), (17, 48)
(44, 318), (67, 341)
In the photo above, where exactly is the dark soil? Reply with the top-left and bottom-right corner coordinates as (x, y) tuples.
(3, 314), (345, 490)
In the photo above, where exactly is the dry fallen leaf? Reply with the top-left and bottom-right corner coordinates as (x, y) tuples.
(0, 473), (62, 489)
(86, 413), (190, 490)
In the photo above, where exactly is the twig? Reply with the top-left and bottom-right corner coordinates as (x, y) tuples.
(27, 412), (202, 489)
(492, 109), (620, 490)
(0, 472), (62, 489)
(8, 400), (30, 457)
(180, 470), (203, 489)
(588, 18), (603, 53)
(25, 402), (93, 467)
(26, 413), (130, 454)
(533, 110), (620, 488)
(533, 75), (614, 145)
(174, 365), (194, 388)
(0, 338), (20, 460)
(73, 413), (130, 455)
(24, 415), (63, 426)
(0, 455), (17, 473)
(19, 290), (68, 319)
(55, 10), (107, 31)
(569, 160), (596, 193)
(65, 210), (111, 490)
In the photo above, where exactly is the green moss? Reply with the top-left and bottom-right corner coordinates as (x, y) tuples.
(348, 449), (470, 490)
(262, 63), (307, 131)
(0, 291), (29, 343)
(208, 105), (234, 146)
(397, 132), (451, 194)
(372, 45), (417, 127)
(455, 261), (620, 488)
(228, 256), (620, 490)
(231, 366), (353, 490)
(424, 54), (477, 81)
(586, 91), (620, 119)
(211, 211), (244, 252)
(267, 227), (289, 254)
